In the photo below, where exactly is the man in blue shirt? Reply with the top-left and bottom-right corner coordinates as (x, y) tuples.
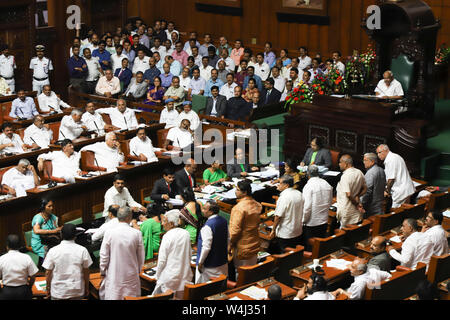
(243, 66), (263, 91)
(92, 41), (111, 71)
(9, 90), (39, 119)
(67, 45), (87, 91)
(204, 69), (224, 97)
(165, 56), (182, 77)
(123, 40), (136, 70)
(160, 63), (174, 90)
(143, 57), (161, 86)
(114, 58), (133, 93)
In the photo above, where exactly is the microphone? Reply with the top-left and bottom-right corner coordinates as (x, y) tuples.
(93, 121), (100, 133)
(29, 137), (41, 151)
(18, 107), (26, 120)
(45, 165), (57, 188)
(123, 116), (128, 130)
(375, 85), (388, 98)
(60, 129), (67, 140)
(94, 156), (101, 175)
(48, 105), (58, 114)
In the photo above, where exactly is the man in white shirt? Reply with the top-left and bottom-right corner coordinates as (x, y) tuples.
(37, 139), (82, 184)
(95, 69), (121, 98)
(37, 85), (70, 114)
(82, 48), (103, 94)
(165, 119), (194, 151)
(219, 73), (238, 100)
(153, 210), (193, 299)
(24, 115), (53, 148)
(332, 257), (391, 300)
(129, 127), (158, 163)
(377, 144), (415, 208)
(270, 175), (304, 252)
(0, 123), (28, 154)
(81, 101), (109, 136)
(179, 67), (191, 92)
(97, 99), (138, 130)
(295, 274), (335, 301)
(29, 45), (53, 94)
(289, 68), (302, 88)
(1, 159), (39, 197)
(132, 49), (151, 76)
(422, 211), (449, 256)
(99, 206), (145, 300)
(102, 174), (146, 218)
(271, 66), (286, 93)
(387, 218), (434, 269)
(298, 47), (312, 71)
(216, 48), (235, 73)
(0, 45), (17, 93)
(59, 109), (88, 141)
(151, 37), (167, 62)
(43, 224), (92, 300)
(160, 99), (180, 129)
(195, 201), (229, 284)
(0, 234), (39, 300)
(375, 70), (404, 99)
(110, 45), (128, 75)
(336, 155), (367, 227)
(199, 57), (213, 82)
(80, 132), (125, 173)
(188, 68), (205, 98)
(302, 165), (333, 249)
(332, 51), (345, 76)
(176, 101), (200, 131)
(254, 53), (270, 81)
(91, 205), (120, 243)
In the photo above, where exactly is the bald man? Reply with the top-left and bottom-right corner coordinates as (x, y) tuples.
(375, 70), (404, 100)
(367, 236), (391, 272)
(336, 155), (367, 228)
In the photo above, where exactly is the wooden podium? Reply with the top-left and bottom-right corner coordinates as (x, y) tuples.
(284, 95), (427, 174)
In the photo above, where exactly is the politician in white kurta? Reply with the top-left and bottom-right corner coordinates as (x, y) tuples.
(99, 222), (145, 300)
(97, 107), (138, 130)
(176, 110), (200, 132)
(80, 142), (124, 172)
(383, 151), (415, 208)
(129, 135), (158, 163)
(24, 123), (53, 148)
(153, 227), (193, 296)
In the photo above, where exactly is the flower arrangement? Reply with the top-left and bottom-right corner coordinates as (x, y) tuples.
(344, 45), (377, 91)
(284, 82), (314, 111)
(435, 43), (450, 66)
(325, 67), (346, 94)
(311, 75), (329, 96)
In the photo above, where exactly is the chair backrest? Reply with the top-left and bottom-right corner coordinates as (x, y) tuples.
(80, 150), (105, 172)
(157, 128), (170, 148)
(391, 54), (415, 93)
(61, 209), (83, 225)
(311, 230), (346, 259)
(427, 254), (450, 284)
(22, 221), (33, 249)
(342, 219), (372, 248)
(120, 139), (131, 158)
(272, 245), (304, 286)
(0, 165), (15, 193)
(236, 256), (276, 288)
(371, 209), (406, 236)
(48, 122), (61, 143)
(1, 101), (13, 123)
(140, 187), (152, 205)
(402, 202), (427, 220)
(364, 263), (427, 300)
(428, 189), (450, 213)
(40, 160), (53, 183)
(101, 113), (112, 125)
(329, 149), (341, 170)
(183, 274), (227, 300)
(192, 94), (208, 113)
(124, 290), (174, 300)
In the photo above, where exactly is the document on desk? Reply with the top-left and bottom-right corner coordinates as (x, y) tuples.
(326, 259), (352, 270)
(85, 228), (99, 234)
(35, 280), (47, 292)
(37, 183), (66, 189)
(413, 181), (422, 188)
(248, 169), (279, 179)
(202, 185), (226, 194)
(239, 286), (268, 300)
(389, 235), (402, 243)
(142, 268), (158, 280)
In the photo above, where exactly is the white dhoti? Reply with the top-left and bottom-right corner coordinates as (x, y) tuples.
(195, 264), (228, 284)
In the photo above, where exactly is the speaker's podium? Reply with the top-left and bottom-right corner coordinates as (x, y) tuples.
(284, 94), (427, 174)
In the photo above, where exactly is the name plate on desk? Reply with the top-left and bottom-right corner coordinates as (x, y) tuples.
(292, 264), (311, 274)
(206, 293), (228, 300)
(330, 249), (346, 259)
(257, 277), (276, 288)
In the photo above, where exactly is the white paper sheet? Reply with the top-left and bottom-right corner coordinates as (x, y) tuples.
(239, 286), (268, 300)
(35, 280), (47, 292)
(85, 228), (99, 234)
(324, 171), (341, 177)
(389, 235), (402, 243)
(167, 198), (184, 206)
(326, 259), (352, 270)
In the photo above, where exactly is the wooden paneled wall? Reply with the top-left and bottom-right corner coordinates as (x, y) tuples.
(127, 0), (449, 59)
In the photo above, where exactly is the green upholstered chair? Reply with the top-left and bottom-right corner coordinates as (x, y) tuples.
(391, 54), (415, 94)
(191, 94), (208, 113)
(61, 209), (83, 226)
(22, 222), (39, 267)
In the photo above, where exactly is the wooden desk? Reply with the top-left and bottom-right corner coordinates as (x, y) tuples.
(9, 111), (69, 129)
(206, 277), (296, 300)
(0, 148), (50, 167)
(284, 95), (428, 175)
(290, 252), (356, 289)
(32, 276), (47, 298)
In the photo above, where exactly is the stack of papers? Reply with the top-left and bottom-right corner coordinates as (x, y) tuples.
(326, 259), (352, 270)
(389, 235), (402, 243)
(248, 169), (280, 179)
(443, 210), (450, 218)
(202, 185), (226, 194)
(239, 286), (268, 300)
(167, 198), (184, 206)
(323, 171), (341, 177)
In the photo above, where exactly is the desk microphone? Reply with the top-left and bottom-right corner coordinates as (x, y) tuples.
(29, 137), (41, 150)
(93, 121), (100, 133)
(45, 166), (57, 188)
(60, 129), (67, 140)
(94, 156), (101, 175)
(18, 107), (26, 120)
(123, 116), (129, 130)
(48, 105), (58, 114)
(375, 85), (388, 98)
